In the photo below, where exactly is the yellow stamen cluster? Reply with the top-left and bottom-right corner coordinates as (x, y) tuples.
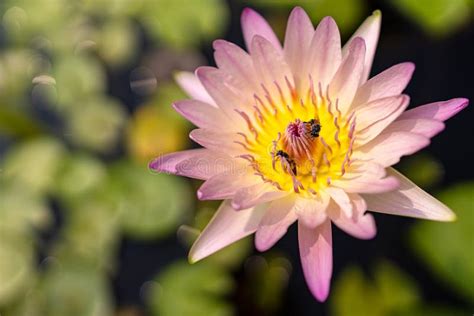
(236, 79), (355, 197)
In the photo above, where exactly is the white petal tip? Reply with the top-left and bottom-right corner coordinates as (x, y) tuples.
(372, 9), (382, 17)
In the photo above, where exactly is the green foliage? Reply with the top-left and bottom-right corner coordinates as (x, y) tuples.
(147, 260), (234, 316)
(331, 260), (421, 316)
(39, 262), (113, 316)
(140, 0), (228, 48)
(64, 96), (126, 152)
(411, 182), (474, 302)
(108, 161), (193, 240)
(1, 138), (67, 195)
(397, 153), (443, 190)
(391, 0), (472, 37)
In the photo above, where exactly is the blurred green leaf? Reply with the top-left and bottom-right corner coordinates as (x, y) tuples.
(0, 107), (45, 138)
(108, 161), (192, 239)
(331, 260), (421, 316)
(53, 56), (106, 110)
(0, 184), (51, 236)
(54, 153), (107, 202)
(40, 262), (113, 316)
(0, 49), (44, 104)
(65, 96), (126, 153)
(1, 137), (67, 194)
(391, 0), (471, 37)
(0, 236), (35, 306)
(411, 182), (474, 302)
(242, 255), (292, 313)
(140, 0), (228, 48)
(397, 153), (444, 190)
(52, 196), (121, 271)
(2, 0), (70, 45)
(96, 18), (138, 66)
(147, 260), (234, 316)
(391, 305), (468, 316)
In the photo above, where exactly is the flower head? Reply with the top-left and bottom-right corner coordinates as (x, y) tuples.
(150, 7), (468, 301)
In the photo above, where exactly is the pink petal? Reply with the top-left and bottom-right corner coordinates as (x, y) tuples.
(363, 168), (456, 221)
(149, 149), (226, 178)
(173, 99), (234, 131)
(195, 66), (247, 123)
(333, 175), (399, 194)
(353, 62), (415, 107)
(197, 169), (257, 200)
(398, 98), (469, 122)
(325, 186), (353, 217)
(308, 17), (342, 89)
(283, 7), (314, 91)
(343, 10), (382, 83)
(384, 118), (445, 138)
(328, 194), (377, 240)
(298, 219), (333, 302)
(355, 95), (410, 145)
(251, 35), (295, 103)
(255, 196), (297, 252)
(295, 195), (329, 228)
(189, 128), (243, 156)
(241, 8), (282, 53)
(174, 153), (242, 180)
(213, 39), (258, 90)
(231, 183), (289, 210)
(174, 71), (215, 105)
(329, 37), (366, 116)
(189, 200), (267, 263)
(356, 131), (430, 167)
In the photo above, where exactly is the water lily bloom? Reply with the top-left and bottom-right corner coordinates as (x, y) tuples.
(149, 7), (468, 301)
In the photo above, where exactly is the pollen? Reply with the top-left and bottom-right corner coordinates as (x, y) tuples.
(235, 79), (356, 197)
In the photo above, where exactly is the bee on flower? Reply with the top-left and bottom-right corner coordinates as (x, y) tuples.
(150, 7), (468, 301)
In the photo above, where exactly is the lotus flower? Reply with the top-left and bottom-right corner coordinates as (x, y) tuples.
(149, 7), (468, 301)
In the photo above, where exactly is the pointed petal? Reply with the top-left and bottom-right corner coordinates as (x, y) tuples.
(149, 149), (228, 178)
(251, 35), (294, 103)
(329, 37), (366, 115)
(355, 95), (410, 145)
(213, 39), (258, 90)
(355, 131), (430, 167)
(353, 62), (415, 106)
(255, 196), (297, 251)
(197, 169), (257, 200)
(363, 168), (456, 221)
(328, 194), (377, 240)
(298, 220), (333, 302)
(189, 200), (267, 262)
(174, 153), (241, 180)
(284, 7), (314, 91)
(175, 71), (215, 105)
(333, 175), (399, 194)
(325, 186), (353, 217)
(384, 118), (445, 138)
(398, 98), (469, 122)
(308, 17), (342, 89)
(189, 128), (243, 156)
(173, 99), (234, 131)
(195, 66), (246, 122)
(232, 183), (289, 210)
(343, 10), (381, 83)
(241, 8), (281, 52)
(295, 195), (329, 228)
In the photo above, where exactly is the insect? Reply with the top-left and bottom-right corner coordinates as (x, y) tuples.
(305, 119), (321, 138)
(276, 150), (297, 175)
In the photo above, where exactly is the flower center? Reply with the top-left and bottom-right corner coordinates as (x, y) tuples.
(235, 81), (356, 196)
